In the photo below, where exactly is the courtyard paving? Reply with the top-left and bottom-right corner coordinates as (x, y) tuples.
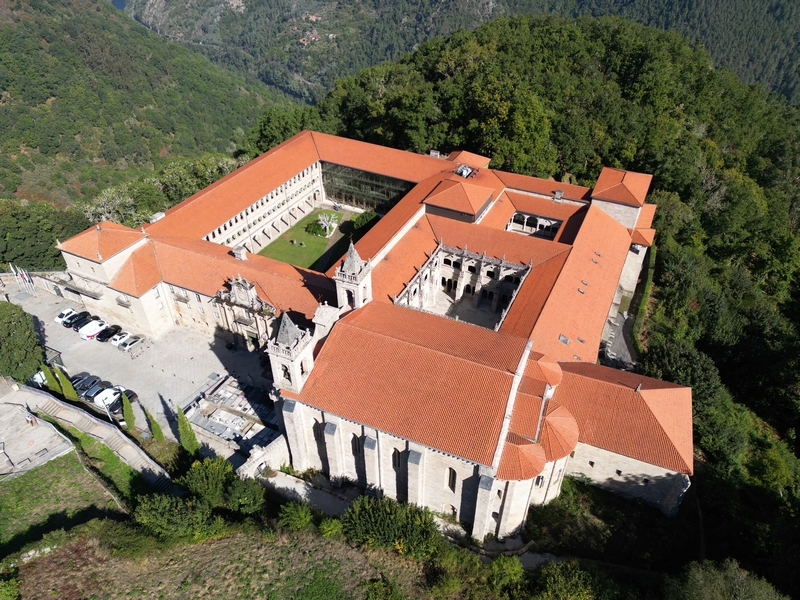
(7, 291), (269, 442)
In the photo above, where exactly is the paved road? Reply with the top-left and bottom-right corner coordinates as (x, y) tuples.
(8, 291), (270, 441)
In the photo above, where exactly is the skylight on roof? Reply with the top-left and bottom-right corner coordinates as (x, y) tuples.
(455, 164), (474, 178)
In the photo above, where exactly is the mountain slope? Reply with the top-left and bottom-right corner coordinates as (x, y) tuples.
(0, 0), (284, 204)
(126, 0), (800, 103)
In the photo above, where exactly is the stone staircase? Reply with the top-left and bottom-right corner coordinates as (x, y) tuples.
(20, 386), (175, 494)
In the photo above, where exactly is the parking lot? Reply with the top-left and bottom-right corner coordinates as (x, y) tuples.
(8, 290), (272, 442)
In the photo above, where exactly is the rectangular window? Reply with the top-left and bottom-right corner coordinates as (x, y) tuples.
(588, 461), (595, 467)
(195, 293), (201, 302)
(615, 469), (622, 476)
(168, 285), (174, 294)
(535, 475), (544, 487)
(448, 468), (457, 492)
(154, 287), (160, 299)
(199, 307), (204, 314)
(214, 311), (220, 318)
(559, 334), (569, 344)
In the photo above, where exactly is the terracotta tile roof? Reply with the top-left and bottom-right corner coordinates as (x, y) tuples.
(107, 242), (162, 296)
(553, 206), (589, 245)
(427, 215), (571, 267)
(538, 400), (579, 461)
(635, 203), (657, 229)
(446, 150), (492, 169)
(493, 171), (592, 202)
(477, 192), (517, 230)
(310, 131), (451, 183)
(555, 362), (693, 474)
(629, 228), (656, 246)
(506, 191), (588, 221)
(508, 392), (544, 439)
(423, 180), (495, 215)
(370, 216), (438, 302)
(145, 131), (321, 240)
(109, 236), (334, 320)
(58, 222), (145, 262)
(285, 303), (529, 465)
(592, 167), (653, 207)
(525, 353), (563, 386)
(499, 253), (569, 339)
(496, 433), (546, 480)
(526, 205), (631, 361)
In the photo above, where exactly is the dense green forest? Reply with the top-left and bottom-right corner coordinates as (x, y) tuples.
(127, 0), (800, 103)
(245, 15), (800, 596)
(0, 0), (280, 204)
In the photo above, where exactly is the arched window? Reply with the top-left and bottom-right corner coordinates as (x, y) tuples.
(443, 258), (452, 266)
(448, 468), (457, 491)
(351, 435), (361, 457)
(392, 448), (400, 470)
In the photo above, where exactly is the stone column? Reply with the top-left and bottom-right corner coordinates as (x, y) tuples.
(472, 474), (495, 541)
(363, 434), (380, 492)
(407, 447), (425, 505)
(323, 419), (344, 483)
(282, 399), (309, 472)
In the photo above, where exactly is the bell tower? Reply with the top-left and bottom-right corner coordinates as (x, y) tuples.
(334, 241), (373, 309)
(266, 312), (315, 393)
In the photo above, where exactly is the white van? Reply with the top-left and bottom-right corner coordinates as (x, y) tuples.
(79, 320), (109, 340)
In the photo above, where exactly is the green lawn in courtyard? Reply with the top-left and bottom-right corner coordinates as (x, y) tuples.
(258, 209), (349, 269)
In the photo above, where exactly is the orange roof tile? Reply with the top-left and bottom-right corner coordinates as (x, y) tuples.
(555, 363), (693, 474)
(423, 180), (495, 216)
(285, 302), (528, 465)
(538, 400), (579, 461)
(635, 203), (657, 229)
(592, 167), (653, 207)
(493, 171), (591, 202)
(508, 392), (544, 439)
(310, 131), (451, 183)
(58, 222), (145, 262)
(506, 191), (588, 221)
(146, 131), (321, 240)
(447, 150), (492, 169)
(629, 228), (656, 246)
(525, 353), (563, 386)
(524, 205), (631, 361)
(496, 433), (546, 480)
(109, 236), (334, 320)
(477, 192), (517, 230)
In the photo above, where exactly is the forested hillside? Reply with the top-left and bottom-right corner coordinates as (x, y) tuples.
(246, 15), (800, 596)
(127, 0), (800, 103)
(0, 0), (280, 204)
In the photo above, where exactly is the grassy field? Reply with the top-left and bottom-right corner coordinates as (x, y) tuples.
(0, 452), (123, 558)
(17, 530), (427, 599)
(258, 209), (352, 270)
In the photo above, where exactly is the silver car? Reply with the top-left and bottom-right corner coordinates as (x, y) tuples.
(118, 335), (144, 352)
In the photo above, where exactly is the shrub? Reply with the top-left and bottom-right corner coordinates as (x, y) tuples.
(489, 554), (524, 598)
(176, 406), (200, 456)
(54, 367), (78, 401)
(121, 392), (135, 430)
(340, 496), (440, 559)
(226, 477), (265, 514)
(319, 517), (343, 539)
(145, 408), (165, 442)
(133, 493), (224, 541)
(305, 220), (326, 236)
(0, 579), (18, 600)
(352, 209), (378, 231)
(278, 501), (314, 532)
(178, 457), (235, 508)
(40, 364), (60, 394)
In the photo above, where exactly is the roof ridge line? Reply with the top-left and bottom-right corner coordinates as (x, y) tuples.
(491, 339), (533, 470)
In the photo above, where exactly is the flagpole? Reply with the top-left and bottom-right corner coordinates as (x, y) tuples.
(9, 264), (21, 292)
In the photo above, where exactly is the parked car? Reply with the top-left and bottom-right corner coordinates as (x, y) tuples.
(76, 375), (102, 397)
(79, 320), (109, 340)
(110, 331), (132, 347)
(118, 335), (144, 352)
(69, 372), (90, 387)
(94, 385), (124, 408)
(95, 325), (122, 342)
(71, 314), (99, 331)
(106, 397), (123, 418)
(54, 308), (76, 324)
(62, 311), (89, 328)
(84, 381), (111, 403)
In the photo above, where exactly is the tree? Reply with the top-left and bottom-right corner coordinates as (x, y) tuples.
(178, 457), (235, 507)
(488, 554), (524, 599)
(176, 406), (200, 456)
(226, 477), (265, 515)
(54, 367), (78, 401)
(145, 408), (165, 442)
(278, 501), (314, 532)
(664, 559), (789, 600)
(40, 364), (61, 394)
(121, 392), (135, 431)
(133, 493), (222, 540)
(0, 303), (44, 382)
(530, 560), (628, 600)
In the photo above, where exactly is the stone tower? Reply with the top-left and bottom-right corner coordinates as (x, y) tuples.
(266, 312), (315, 393)
(334, 241), (372, 309)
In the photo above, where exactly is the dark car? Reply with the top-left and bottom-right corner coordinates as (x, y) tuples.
(62, 311), (89, 328)
(84, 381), (111, 403)
(95, 325), (122, 342)
(76, 375), (102, 397)
(71, 314), (99, 331)
(69, 372), (90, 388)
(121, 390), (138, 404)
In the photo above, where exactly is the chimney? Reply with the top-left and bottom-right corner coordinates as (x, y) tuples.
(635, 383), (642, 393)
(232, 245), (248, 261)
(554, 190), (564, 201)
